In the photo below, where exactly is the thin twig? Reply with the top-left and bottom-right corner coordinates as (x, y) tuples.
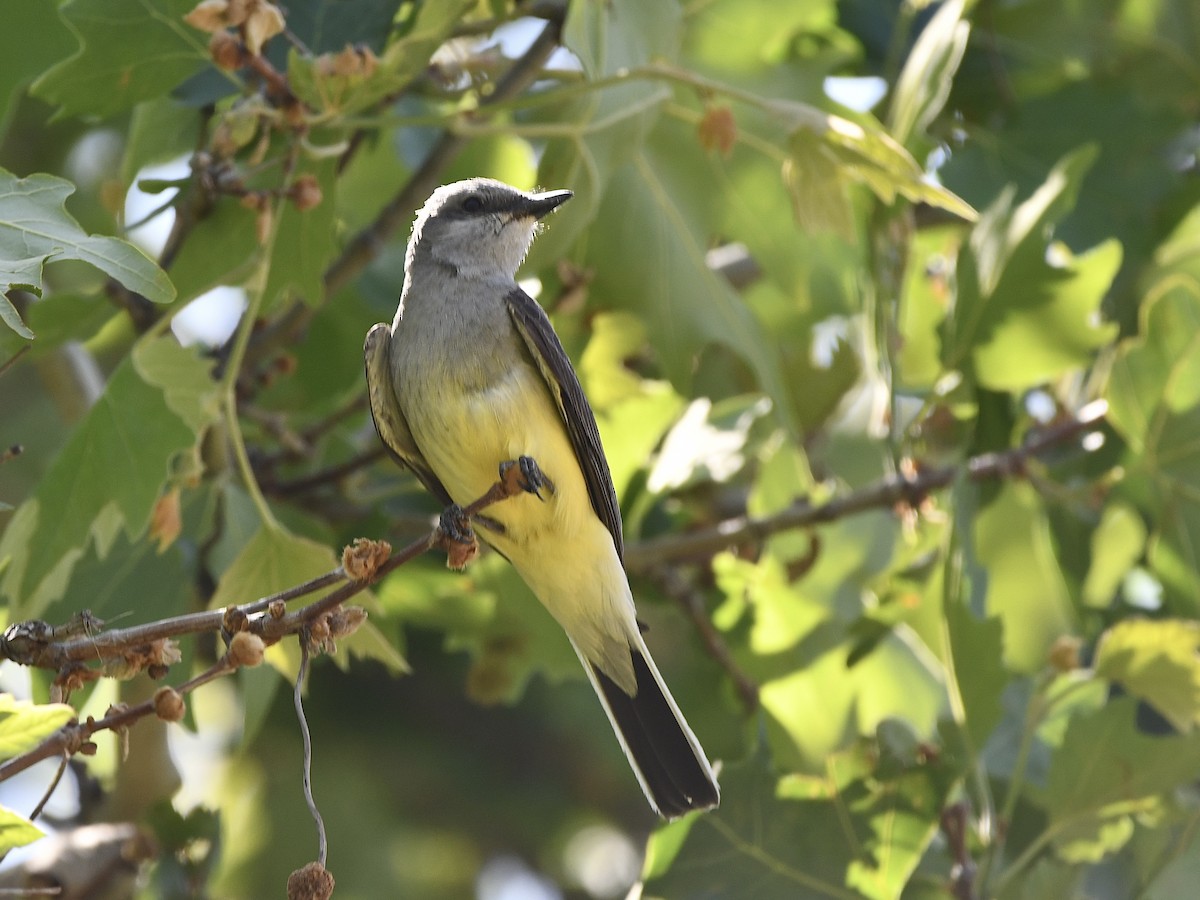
(624, 401), (1109, 573)
(0, 345), (29, 378)
(294, 636), (327, 867)
(27, 752), (69, 824)
(262, 448), (386, 496)
(650, 566), (758, 714)
(0, 474), (527, 782)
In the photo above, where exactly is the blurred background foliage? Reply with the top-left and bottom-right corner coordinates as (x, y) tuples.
(2, 0), (1200, 897)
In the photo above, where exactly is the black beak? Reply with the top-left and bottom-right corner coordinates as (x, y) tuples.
(525, 189), (573, 220)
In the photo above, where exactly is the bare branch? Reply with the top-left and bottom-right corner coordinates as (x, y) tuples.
(625, 401), (1108, 573)
(0, 471), (531, 784)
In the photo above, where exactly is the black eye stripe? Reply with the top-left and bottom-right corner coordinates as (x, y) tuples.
(461, 195), (484, 213)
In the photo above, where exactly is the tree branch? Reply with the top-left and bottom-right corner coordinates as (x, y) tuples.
(625, 401), (1109, 573)
(0, 471), (532, 783)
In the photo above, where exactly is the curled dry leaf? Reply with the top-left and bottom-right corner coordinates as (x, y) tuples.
(327, 606), (367, 640)
(184, 0), (230, 33)
(697, 104), (737, 157)
(150, 487), (182, 553)
(243, 0), (285, 56)
(341, 537), (391, 581)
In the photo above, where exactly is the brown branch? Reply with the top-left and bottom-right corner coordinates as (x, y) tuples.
(262, 448), (386, 496)
(650, 566), (758, 715)
(625, 401), (1109, 573)
(0, 472), (528, 783)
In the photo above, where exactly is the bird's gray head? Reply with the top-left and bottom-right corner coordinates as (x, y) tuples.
(406, 178), (572, 281)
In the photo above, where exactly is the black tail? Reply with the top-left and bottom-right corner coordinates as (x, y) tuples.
(590, 648), (720, 818)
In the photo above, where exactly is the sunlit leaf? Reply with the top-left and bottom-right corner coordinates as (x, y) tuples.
(887, 0), (970, 146)
(1095, 619), (1200, 733)
(0, 806), (43, 854)
(944, 146), (1119, 389)
(1108, 281), (1200, 611)
(0, 169), (174, 338)
(1082, 503), (1147, 608)
(1040, 698), (1200, 862)
(0, 695), (76, 758)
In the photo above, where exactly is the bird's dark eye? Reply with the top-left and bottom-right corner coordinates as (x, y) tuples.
(461, 195), (484, 213)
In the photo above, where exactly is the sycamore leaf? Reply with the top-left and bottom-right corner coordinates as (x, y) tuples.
(31, 0), (210, 119)
(1041, 698), (1200, 862)
(0, 806), (44, 855)
(1107, 281), (1200, 609)
(887, 0), (970, 146)
(0, 337), (217, 618)
(944, 146), (1119, 390)
(640, 735), (957, 900)
(1095, 619), (1200, 733)
(0, 695), (76, 758)
(772, 101), (976, 225)
(0, 169), (174, 340)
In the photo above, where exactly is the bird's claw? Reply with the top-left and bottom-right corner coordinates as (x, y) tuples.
(500, 455), (556, 501)
(437, 504), (479, 570)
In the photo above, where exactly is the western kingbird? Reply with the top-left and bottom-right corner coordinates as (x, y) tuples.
(364, 178), (720, 817)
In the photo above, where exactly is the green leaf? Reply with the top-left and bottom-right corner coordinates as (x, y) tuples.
(18, 293), (118, 354)
(640, 735), (956, 900)
(0, 337), (217, 617)
(973, 482), (1076, 672)
(0, 0), (75, 129)
(684, 0), (843, 75)
(1095, 619), (1200, 733)
(1082, 502), (1147, 608)
(887, 0), (970, 146)
(0, 169), (175, 328)
(1107, 282), (1200, 610)
(944, 593), (1007, 751)
(971, 239), (1122, 391)
(0, 805), (44, 854)
(1108, 281), (1200, 448)
(639, 746), (861, 899)
(1040, 697), (1200, 862)
(210, 525), (338, 611)
(210, 526), (340, 676)
(31, 0), (210, 119)
(0, 695), (75, 758)
(944, 146), (1119, 389)
(263, 159), (338, 309)
(583, 148), (793, 429)
(529, 0), (679, 261)
(774, 103), (976, 223)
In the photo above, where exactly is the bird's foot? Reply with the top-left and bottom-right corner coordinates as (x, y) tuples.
(499, 455), (556, 501)
(437, 504), (479, 570)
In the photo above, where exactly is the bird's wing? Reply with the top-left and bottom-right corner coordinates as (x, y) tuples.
(505, 288), (624, 559)
(364, 322), (454, 507)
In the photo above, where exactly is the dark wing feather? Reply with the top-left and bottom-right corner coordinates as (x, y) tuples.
(504, 288), (624, 559)
(364, 323), (454, 507)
